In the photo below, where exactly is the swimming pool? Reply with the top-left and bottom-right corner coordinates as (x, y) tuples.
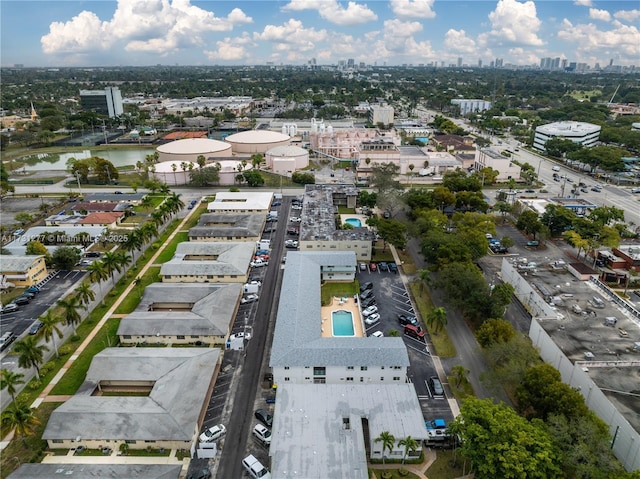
(332, 310), (355, 336)
(345, 218), (362, 228)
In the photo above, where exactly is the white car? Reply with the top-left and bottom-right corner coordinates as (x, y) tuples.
(252, 423), (272, 445)
(364, 313), (380, 325)
(241, 294), (259, 304)
(371, 331), (384, 338)
(289, 217), (301, 223)
(229, 332), (252, 341)
(291, 204), (302, 210)
(199, 424), (226, 443)
(250, 260), (269, 268)
(362, 305), (378, 317)
(285, 240), (299, 248)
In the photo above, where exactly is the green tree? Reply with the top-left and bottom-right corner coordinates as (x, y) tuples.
(476, 318), (516, 347)
(374, 431), (395, 464)
(242, 169), (265, 187)
(397, 436), (419, 464)
(376, 218), (407, 250)
(39, 310), (63, 358)
(358, 190), (377, 208)
(14, 212), (34, 226)
(75, 282), (95, 308)
(426, 306), (447, 334)
(452, 397), (562, 479)
(51, 245), (81, 270)
(450, 365), (469, 388)
(102, 251), (123, 286)
(87, 260), (109, 305)
(25, 240), (50, 264)
(541, 204), (576, 237)
(494, 201), (513, 224)
(370, 162), (402, 195)
(516, 209), (543, 239)
(189, 166), (220, 187)
(13, 336), (48, 380)
(93, 157), (119, 184)
(0, 369), (25, 405)
(1, 403), (41, 446)
(57, 295), (82, 333)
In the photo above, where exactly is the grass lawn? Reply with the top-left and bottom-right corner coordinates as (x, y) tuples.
(49, 318), (121, 396)
(337, 206), (356, 214)
(372, 245), (395, 262)
(114, 267), (161, 314)
(369, 468), (422, 479)
(425, 449), (468, 479)
(125, 447), (171, 457)
(409, 283), (456, 358)
(121, 215), (146, 224)
(181, 204), (207, 229)
(321, 282), (359, 306)
(447, 374), (475, 401)
(0, 402), (60, 479)
(154, 232), (188, 264)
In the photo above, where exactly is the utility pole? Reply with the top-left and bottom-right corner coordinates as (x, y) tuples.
(75, 171), (83, 196)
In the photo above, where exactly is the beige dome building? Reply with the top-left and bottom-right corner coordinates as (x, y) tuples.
(225, 130), (290, 154)
(156, 138), (231, 163)
(265, 145), (310, 174)
(215, 160), (255, 185)
(151, 161), (197, 186)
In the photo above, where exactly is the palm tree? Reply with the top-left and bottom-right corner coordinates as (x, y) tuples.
(133, 276), (143, 298)
(426, 307), (448, 334)
(450, 365), (469, 388)
(416, 269), (432, 293)
(398, 436), (419, 464)
(13, 336), (48, 380)
(123, 229), (144, 253)
(151, 210), (165, 227)
(388, 329), (400, 337)
(1, 402), (41, 446)
(180, 161), (188, 184)
(0, 369), (25, 405)
(374, 431), (395, 464)
(116, 251), (131, 272)
(197, 155), (206, 170)
(140, 222), (158, 244)
(87, 260), (108, 305)
(57, 296), (82, 333)
(171, 163), (177, 185)
(140, 195), (153, 214)
(101, 251), (122, 286)
(39, 310), (63, 358)
(75, 282), (96, 308)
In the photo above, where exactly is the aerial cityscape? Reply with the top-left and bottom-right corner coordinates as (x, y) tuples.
(1, 1), (640, 479)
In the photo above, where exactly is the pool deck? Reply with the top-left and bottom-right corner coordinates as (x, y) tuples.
(321, 295), (364, 338)
(340, 214), (370, 229)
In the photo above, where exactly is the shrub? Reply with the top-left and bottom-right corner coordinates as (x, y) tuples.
(70, 334), (81, 342)
(39, 362), (55, 376)
(28, 379), (42, 390)
(58, 345), (75, 356)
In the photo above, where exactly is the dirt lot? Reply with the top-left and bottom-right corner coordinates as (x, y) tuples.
(0, 196), (68, 230)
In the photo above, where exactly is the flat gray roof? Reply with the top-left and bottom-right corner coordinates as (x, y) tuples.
(83, 193), (147, 203)
(117, 283), (242, 337)
(160, 241), (254, 277)
(188, 212), (264, 239)
(0, 255), (44, 272)
(43, 348), (220, 442)
(270, 383), (428, 479)
(269, 252), (409, 368)
(8, 464), (182, 479)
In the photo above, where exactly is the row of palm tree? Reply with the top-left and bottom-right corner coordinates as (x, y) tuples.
(374, 431), (419, 464)
(1, 369), (40, 446)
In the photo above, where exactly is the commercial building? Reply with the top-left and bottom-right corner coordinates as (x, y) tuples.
(297, 185), (376, 260)
(160, 241), (254, 283)
(0, 255), (48, 287)
(475, 148), (522, 182)
(188, 213), (265, 242)
(117, 282), (242, 346)
(43, 348), (221, 451)
(533, 121), (601, 151)
(207, 191), (274, 214)
(369, 104), (394, 126)
(79, 86), (123, 118)
(451, 99), (492, 115)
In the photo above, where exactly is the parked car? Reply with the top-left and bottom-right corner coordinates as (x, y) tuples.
(364, 313), (380, 325)
(398, 314), (418, 327)
(404, 324), (425, 341)
(255, 409), (273, 427)
(359, 282), (373, 292)
(85, 251), (101, 258)
(242, 454), (271, 479)
(241, 294), (259, 304)
(359, 262), (367, 272)
(26, 286), (40, 294)
(21, 291), (36, 299)
(285, 240), (299, 248)
(289, 217), (301, 223)
(291, 204), (302, 210)
(369, 262), (377, 272)
(362, 305), (378, 317)
(250, 260), (269, 268)
(186, 469), (211, 479)
(361, 296), (376, 309)
(29, 321), (44, 335)
(0, 332), (16, 351)
(252, 423), (272, 446)
(371, 331), (384, 338)
(359, 289), (374, 301)
(13, 296), (30, 305)
(199, 424), (226, 443)
(429, 376), (444, 396)
(388, 262), (398, 273)
(378, 262), (389, 272)
(1, 303), (19, 314)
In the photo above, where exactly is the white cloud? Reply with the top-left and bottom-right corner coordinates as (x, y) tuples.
(205, 35), (253, 61)
(507, 47), (539, 65)
(41, 0), (252, 55)
(389, 0), (436, 19)
(589, 8), (611, 22)
(41, 11), (108, 53)
(614, 9), (640, 23)
(443, 29), (477, 54)
(573, 0), (592, 6)
(281, 0), (377, 26)
(254, 19), (329, 51)
(557, 18), (640, 61)
(478, 0), (544, 48)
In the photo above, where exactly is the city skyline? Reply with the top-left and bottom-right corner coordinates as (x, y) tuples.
(1, 0), (639, 68)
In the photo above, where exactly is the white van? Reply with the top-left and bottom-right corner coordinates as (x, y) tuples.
(552, 166), (561, 172)
(242, 454), (271, 479)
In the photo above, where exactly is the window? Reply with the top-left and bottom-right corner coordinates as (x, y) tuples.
(313, 367), (326, 376)
(393, 377), (401, 381)
(305, 377), (310, 381)
(380, 377), (384, 381)
(123, 335), (131, 339)
(177, 335), (185, 340)
(52, 439), (63, 444)
(313, 378), (326, 384)
(361, 366), (368, 371)
(346, 377), (354, 382)
(144, 440), (156, 443)
(343, 417), (350, 430)
(125, 440), (136, 444)
(393, 366), (402, 370)
(347, 366), (354, 370)
(284, 366), (290, 370)
(284, 377), (290, 382)
(360, 377), (364, 382)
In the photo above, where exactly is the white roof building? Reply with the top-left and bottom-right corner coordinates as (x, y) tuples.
(534, 121), (601, 151)
(207, 191), (274, 213)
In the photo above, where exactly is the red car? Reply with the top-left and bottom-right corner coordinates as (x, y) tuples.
(369, 262), (377, 272)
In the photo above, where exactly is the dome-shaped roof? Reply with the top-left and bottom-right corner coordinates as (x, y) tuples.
(225, 130), (290, 144)
(157, 138), (231, 155)
(266, 145), (308, 157)
(154, 161), (198, 173)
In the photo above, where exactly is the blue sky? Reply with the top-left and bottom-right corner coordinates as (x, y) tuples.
(1, 0), (638, 67)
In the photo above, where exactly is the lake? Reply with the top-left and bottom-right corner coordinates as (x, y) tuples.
(17, 148), (153, 171)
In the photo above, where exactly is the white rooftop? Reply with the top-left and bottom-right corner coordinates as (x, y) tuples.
(207, 191), (274, 212)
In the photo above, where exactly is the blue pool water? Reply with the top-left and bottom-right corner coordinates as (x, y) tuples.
(332, 310), (355, 336)
(345, 218), (362, 228)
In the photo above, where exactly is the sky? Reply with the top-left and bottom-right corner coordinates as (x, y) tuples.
(1, 0), (639, 68)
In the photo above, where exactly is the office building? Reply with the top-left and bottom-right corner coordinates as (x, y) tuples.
(79, 86), (123, 118)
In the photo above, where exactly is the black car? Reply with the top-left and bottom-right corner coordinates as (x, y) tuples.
(13, 296), (30, 305)
(255, 409), (273, 427)
(359, 289), (374, 301)
(359, 282), (373, 292)
(85, 251), (101, 258)
(186, 469), (211, 479)
(361, 297), (376, 309)
(29, 321), (44, 335)
(398, 314), (418, 327)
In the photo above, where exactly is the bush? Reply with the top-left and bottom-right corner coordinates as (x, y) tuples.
(58, 345), (75, 356)
(70, 334), (81, 342)
(39, 362), (55, 376)
(381, 473), (392, 479)
(28, 379), (42, 390)
(399, 468), (410, 477)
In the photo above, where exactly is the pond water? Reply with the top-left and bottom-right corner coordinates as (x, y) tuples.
(16, 148), (154, 171)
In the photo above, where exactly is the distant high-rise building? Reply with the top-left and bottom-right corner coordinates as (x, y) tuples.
(451, 99), (492, 115)
(347, 58), (355, 69)
(478, 59), (483, 68)
(610, 58), (614, 66)
(457, 57), (462, 67)
(370, 104), (394, 126)
(79, 86), (123, 118)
